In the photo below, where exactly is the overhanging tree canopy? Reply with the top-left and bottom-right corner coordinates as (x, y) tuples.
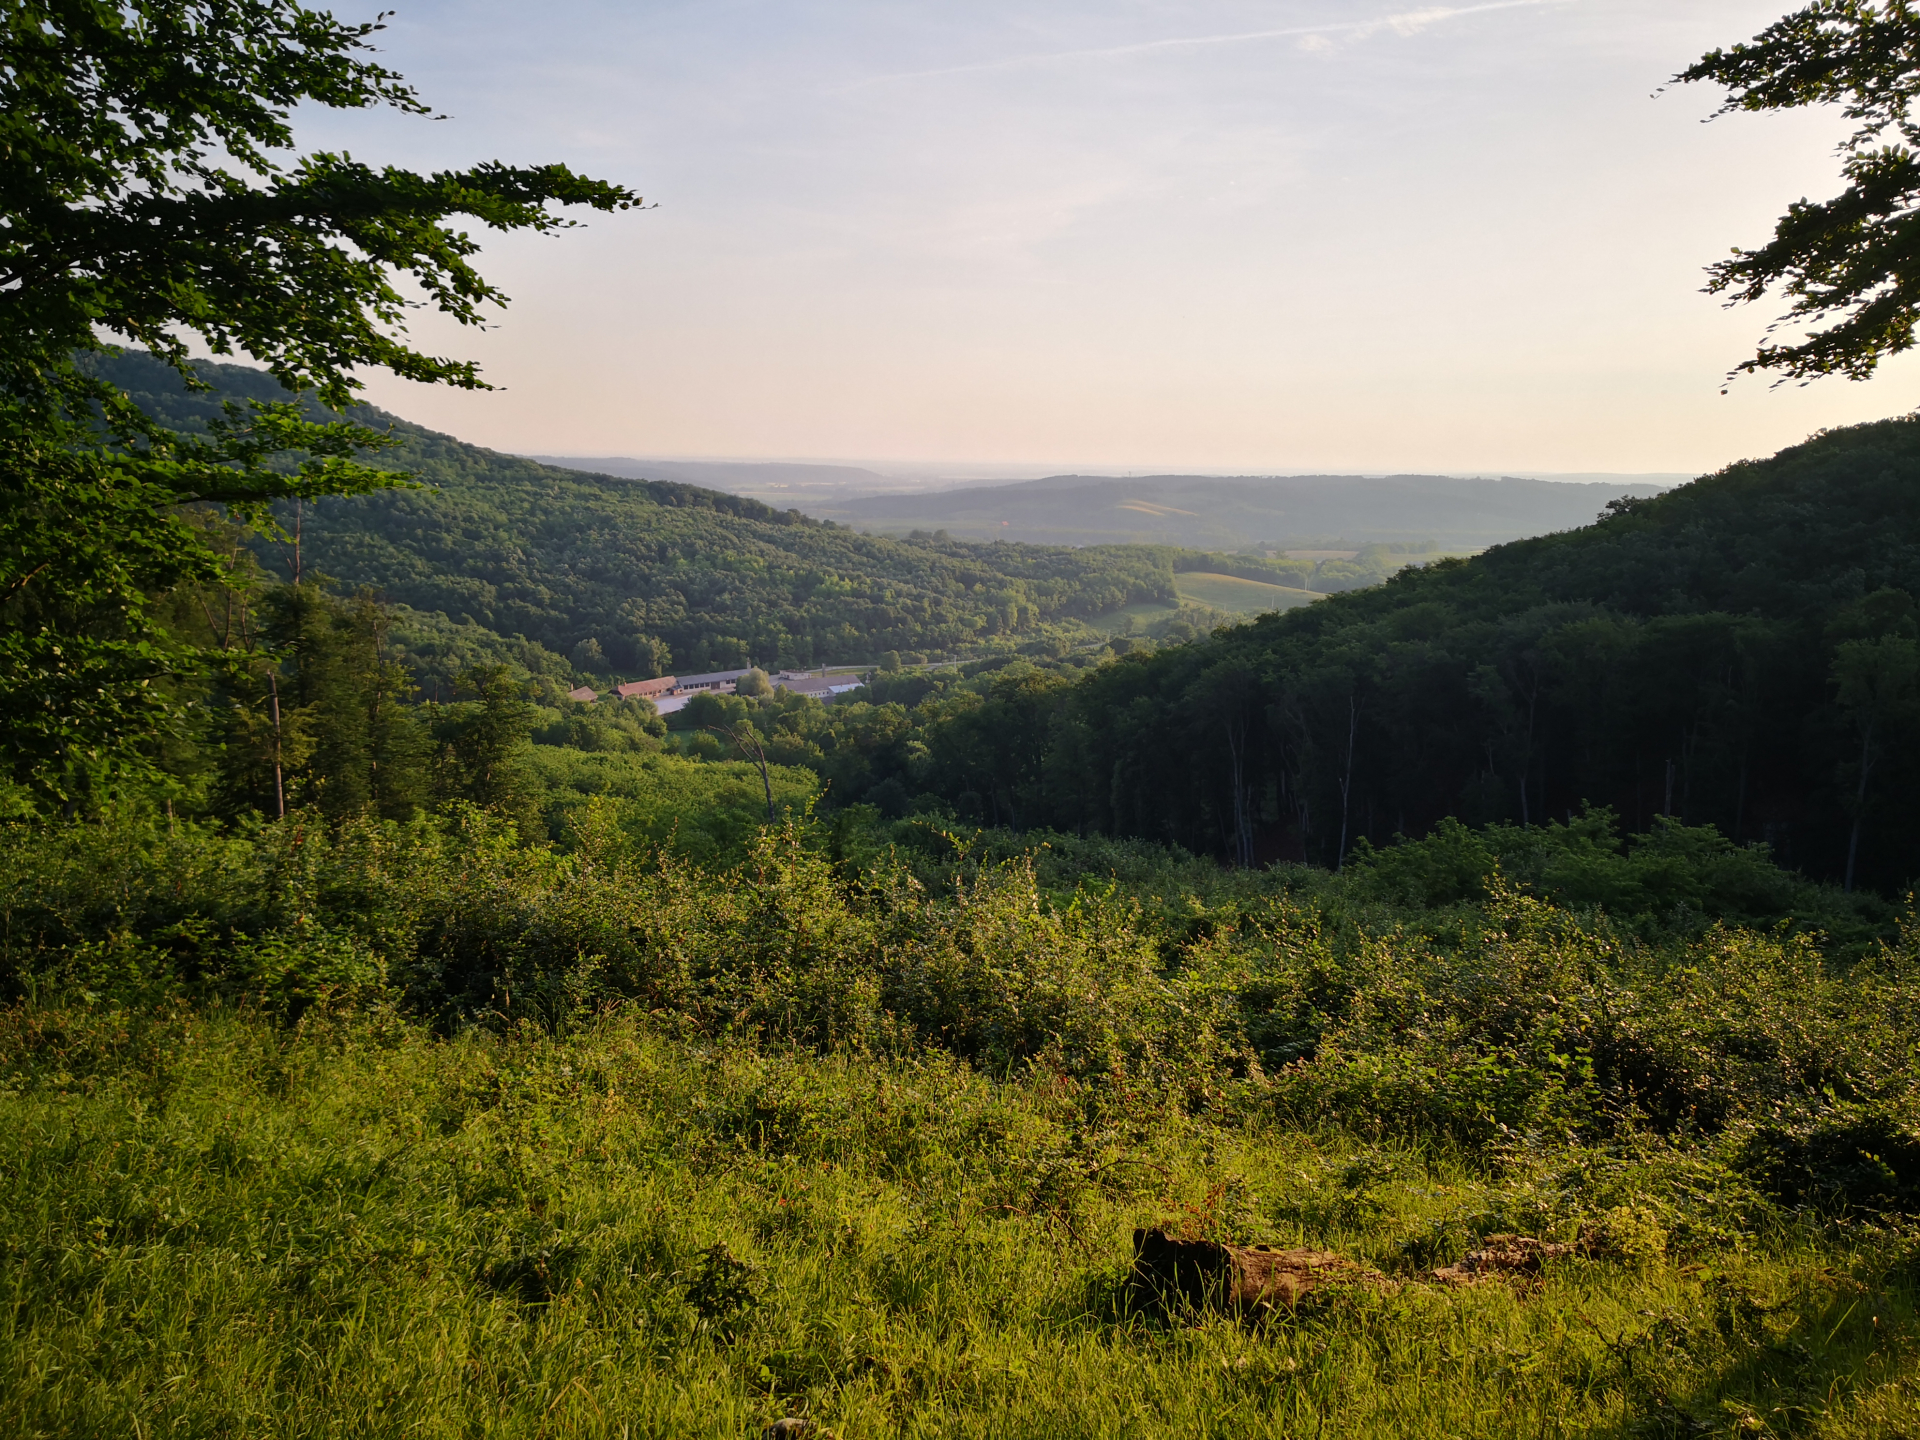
(1683, 0), (1920, 384)
(0, 0), (639, 798)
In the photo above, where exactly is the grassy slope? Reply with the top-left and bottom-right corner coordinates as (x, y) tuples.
(3, 1004), (1913, 1439)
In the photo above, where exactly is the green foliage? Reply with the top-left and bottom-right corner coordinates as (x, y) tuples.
(1743, 1107), (1920, 1213)
(0, 2), (635, 799)
(864, 418), (1920, 892)
(430, 665), (538, 831)
(0, 383), (402, 802)
(1681, 1), (1920, 382)
(215, 582), (430, 819)
(531, 696), (665, 753)
(531, 749), (818, 867)
(5, 810), (1916, 1158)
(83, 350), (1217, 679)
(0, 2), (634, 405)
(6, 803), (1920, 1428)
(1344, 809), (1889, 952)
(4, 969), (1920, 1433)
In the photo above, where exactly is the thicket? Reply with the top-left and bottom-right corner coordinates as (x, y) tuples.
(6, 808), (1920, 1433)
(6, 810), (1916, 1194)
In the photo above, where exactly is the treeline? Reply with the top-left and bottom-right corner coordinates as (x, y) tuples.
(137, 550), (620, 829)
(762, 419), (1920, 895)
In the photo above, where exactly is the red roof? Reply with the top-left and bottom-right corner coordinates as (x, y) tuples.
(614, 676), (678, 699)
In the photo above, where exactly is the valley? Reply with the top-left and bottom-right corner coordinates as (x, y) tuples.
(11, 6), (1920, 1434)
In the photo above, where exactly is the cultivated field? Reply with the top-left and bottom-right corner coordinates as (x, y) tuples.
(1173, 572), (1321, 615)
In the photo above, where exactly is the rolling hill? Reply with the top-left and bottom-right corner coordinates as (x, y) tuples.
(823, 471), (1673, 549)
(518, 456), (908, 508)
(885, 415), (1920, 891)
(91, 352), (1195, 685)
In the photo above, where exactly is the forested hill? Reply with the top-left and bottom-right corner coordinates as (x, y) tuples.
(919, 417), (1920, 893)
(93, 351), (1180, 675)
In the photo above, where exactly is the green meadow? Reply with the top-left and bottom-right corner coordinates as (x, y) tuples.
(1172, 572), (1321, 616)
(9, 1004), (1914, 1440)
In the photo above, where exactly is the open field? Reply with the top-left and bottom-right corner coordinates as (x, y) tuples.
(1093, 600), (1185, 631)
(1174, 572), (1321, 615)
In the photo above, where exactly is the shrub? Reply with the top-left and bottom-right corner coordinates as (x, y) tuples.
(1740, 1107), (1920, 1215)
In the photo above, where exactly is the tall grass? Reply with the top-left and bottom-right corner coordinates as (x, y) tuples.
(2, 811), (1919, 1435)
(5, 1004), (1917, 1438)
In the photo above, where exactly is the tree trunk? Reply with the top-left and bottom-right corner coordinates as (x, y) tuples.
(1520, 668), (1539, 827)
(1335, 695), (1357, 873)
(1225, 718), (1253, 868)
(1846, 718), (1874, 894)
(268, 672), (286, 820)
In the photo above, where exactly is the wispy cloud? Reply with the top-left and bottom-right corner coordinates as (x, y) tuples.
(856, 1), (1571, 86)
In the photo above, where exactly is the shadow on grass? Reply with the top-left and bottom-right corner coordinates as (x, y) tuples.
(1595, 1260), (1918, 1438)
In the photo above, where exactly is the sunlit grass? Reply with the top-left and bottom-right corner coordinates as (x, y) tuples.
(3, 1004), (1915, 1438)
(1173, 573), (1319, 615)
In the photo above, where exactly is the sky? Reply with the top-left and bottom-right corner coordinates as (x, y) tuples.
(297, 0), (1920, 477)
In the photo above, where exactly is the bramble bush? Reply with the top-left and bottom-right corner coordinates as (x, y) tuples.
(6, 808), (1919, 1211)
(8, 808), (1920, 1434)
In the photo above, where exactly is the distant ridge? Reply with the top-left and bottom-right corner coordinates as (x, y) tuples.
(523, 456), (894, 487)
(820, 472), (1678, 549)
(519, 456), (904, 504)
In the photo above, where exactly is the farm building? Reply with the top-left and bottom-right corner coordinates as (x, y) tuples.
(613, 676), (678, 701)
(672, 669), (750, 694)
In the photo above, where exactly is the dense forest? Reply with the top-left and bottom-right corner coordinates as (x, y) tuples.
(760, 418), (1920, 894)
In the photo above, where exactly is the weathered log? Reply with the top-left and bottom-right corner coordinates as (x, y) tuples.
(1129, 1228), (1389, 1315)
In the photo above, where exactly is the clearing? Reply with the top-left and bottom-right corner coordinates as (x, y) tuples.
(1174, 572), (1321, 615)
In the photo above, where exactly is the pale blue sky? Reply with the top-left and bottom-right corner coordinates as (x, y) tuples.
(302, 1), (1918, 474)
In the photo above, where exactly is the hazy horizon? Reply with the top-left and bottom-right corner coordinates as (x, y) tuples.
(282, 1), (1920, 474)
(520, 452), (1696, 487)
